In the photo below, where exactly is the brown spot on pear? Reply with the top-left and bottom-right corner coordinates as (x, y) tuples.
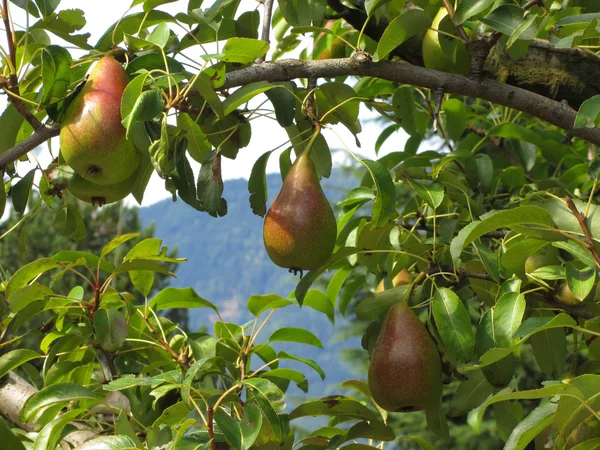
(60, 56), (141, 185)
(368, 302), (442, 412)
(263, 149), (337, 271)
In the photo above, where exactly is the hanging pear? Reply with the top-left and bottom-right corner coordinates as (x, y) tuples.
(60, 56), (141, 185)
(263, 145), (337, 272)
(368, 302), (442, 412)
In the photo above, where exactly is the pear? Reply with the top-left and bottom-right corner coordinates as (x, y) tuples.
(376, 268), (412, 293)
(368, 302), (442, 412)
(263, 149), (337, 271)
(60, 56), (141, 185)
(68, 170), (137, 206)
(422, 9), (471, 75)
(524, 246), (560, 274)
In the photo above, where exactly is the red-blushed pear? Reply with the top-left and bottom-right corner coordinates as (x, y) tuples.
(263, 137), (337, 272)
(60, 56), (141, 185)
(368, 302), (443, 412)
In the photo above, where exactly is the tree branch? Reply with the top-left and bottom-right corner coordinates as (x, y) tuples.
(256, 0), (274, 63)
(0, 124), (60, 170)
(221, 57), (600, 146)
(565, 197), (600, 269)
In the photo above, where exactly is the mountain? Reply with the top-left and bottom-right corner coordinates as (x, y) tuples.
(138, 171), (362, 401)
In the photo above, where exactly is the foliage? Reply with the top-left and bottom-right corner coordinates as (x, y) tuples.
(2, 0), (600, 449)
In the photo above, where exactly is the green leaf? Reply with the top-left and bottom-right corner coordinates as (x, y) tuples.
(0, 105), (25, 155)
(278, 0), (326, 26)
(409, 180), (444, 209)
(264, 84), (296, 127)
(504, 402), (556, 450)
(94, 309), (127, 352)
(246, 294), (294, 316)
(450, 206), (554, 262)
(241, 402), (263, 450)
(455, 0), (494, 24)
(269, 327), (323, 348)
(223, 81), (272, 116)
(278, 351), (325, 380)
(12, 170), (35, 215)
(75, 435), (138, 450)
(197, 150), (227, 218)
(529, 311), (566, 378)
(449, 370), (494, 416)
(41, 45), (72, 105)
(6, 258), (62, 298)
(566, 262), (596, 300)
(261, 368), (308, 391)
(480, 5), (536, 40)
(302, 290), (335, 324)
(146, 22), (170, 48)
(100, 233), (141, 259)
(32, 408), (84, 450)
(317, 82), (360, 133)
(0, 418), (26, 450)
(0, 349), (41, 379)
(53, 251), (115, 273)
(356, 285), (410, 321)
(8, 283), (53, 313)
(20, 383), (96, 422)
(375, 10), (431, 61)
(360, 159), (396, 227)
(432, 288), (474, 365)
(192, 73), (224, 119)
(122, 90), (165, 137)
(218, 37), (269, 64)
(289, 396), (379, 421)
(575, 95), (600, 128)
(113, 259), (173, 276)
(392, 86), (417, 136)
(553, 241), (597, 268)
(215, 408), (242, 450)
(149, 287), (217, 311)
(248, 151), (273, 217)
(245, 378), (287, 441)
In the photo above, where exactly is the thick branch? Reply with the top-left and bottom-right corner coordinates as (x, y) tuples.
(222, 57), (600, 146)
(0, 124), (60, 170)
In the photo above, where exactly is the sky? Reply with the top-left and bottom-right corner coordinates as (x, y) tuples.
(0, 0), (408, 210)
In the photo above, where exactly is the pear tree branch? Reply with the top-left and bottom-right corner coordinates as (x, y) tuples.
(0, 124), (61, 170)
(2, 56), (600, 169)
(221, 56), (600, 146)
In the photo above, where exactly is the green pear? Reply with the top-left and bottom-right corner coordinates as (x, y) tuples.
(556, 282), (580, 305)
(68, 170), (137, 206)
(525, 246), (560, 274)
(263, 148), (337, 271)
(60, 56), (141, 185)
(368, 302), (443, 412)
(422, 9), (471, 75)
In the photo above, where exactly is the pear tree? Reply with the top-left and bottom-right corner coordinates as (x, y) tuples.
(2, 0), (600, 449)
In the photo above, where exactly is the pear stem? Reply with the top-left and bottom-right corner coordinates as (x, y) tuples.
(303, 124), (322, 158)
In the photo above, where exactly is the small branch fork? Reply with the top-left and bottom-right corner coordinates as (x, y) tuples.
(565, 197), (600, 269)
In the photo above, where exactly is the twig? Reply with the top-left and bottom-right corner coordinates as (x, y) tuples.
(207, 407), (216, 450)
(441, 0), (469, 42)
(256, 0), (275, 63)
(0, 2), (42, 130)
(304, 77), (319, 127)
(432, 87), (445, 134)
(565, 197), (600, 269)
(0, 124), (60, 170)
